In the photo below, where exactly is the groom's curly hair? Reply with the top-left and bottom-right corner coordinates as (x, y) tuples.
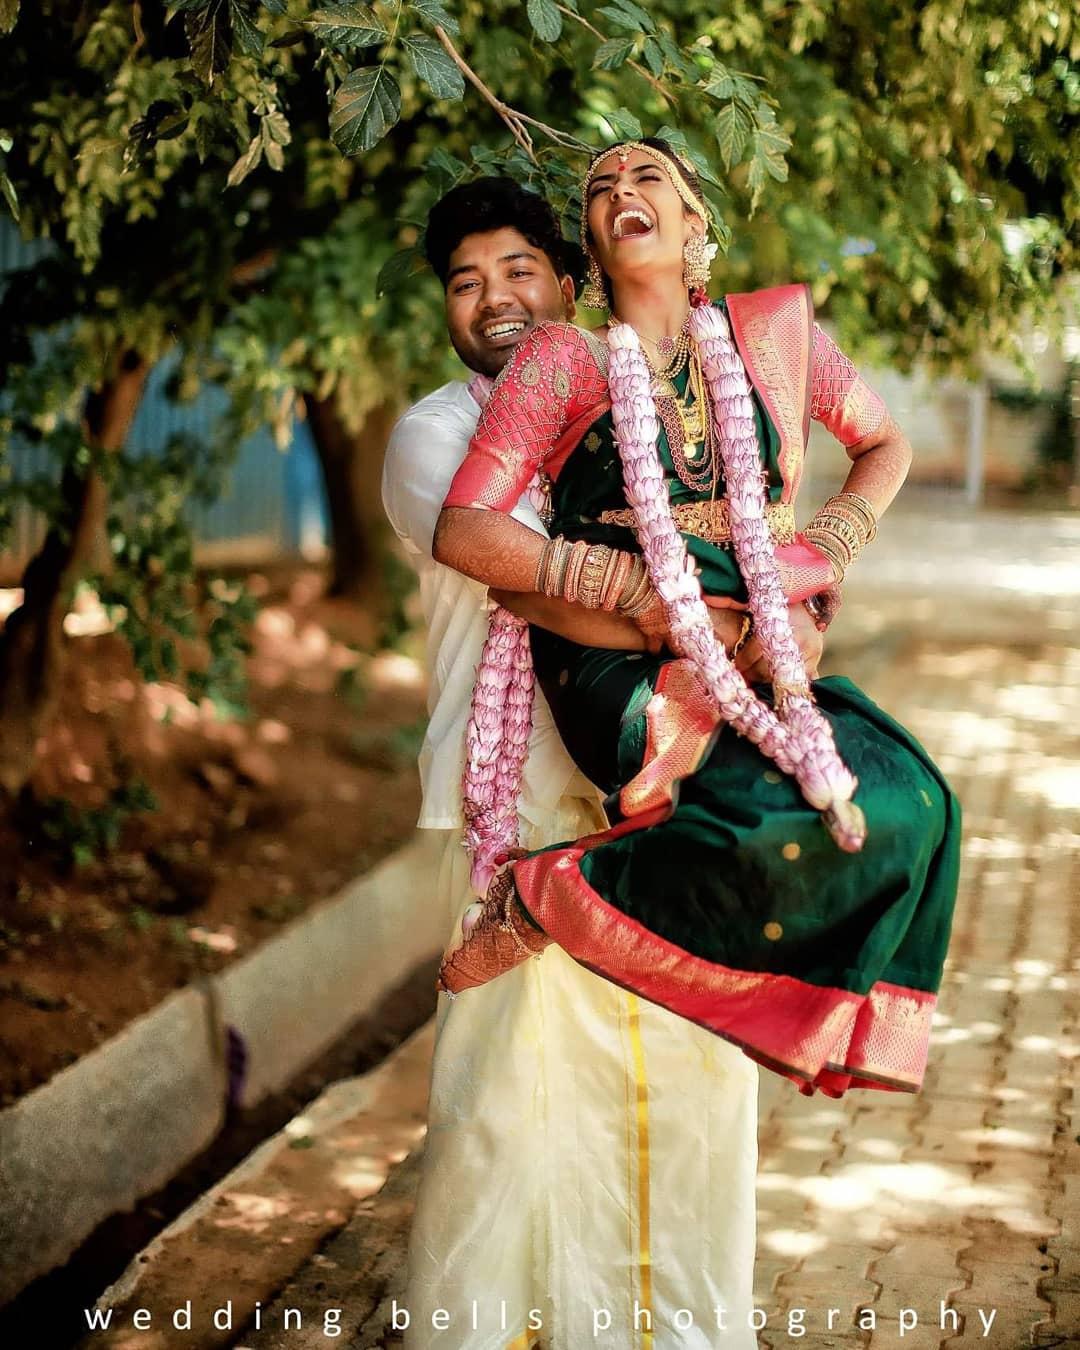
(425, 177), (584, 288)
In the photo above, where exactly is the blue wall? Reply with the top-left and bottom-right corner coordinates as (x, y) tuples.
(0, 218), (329, 574)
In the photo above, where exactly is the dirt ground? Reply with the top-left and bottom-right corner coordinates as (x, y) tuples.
(0, 568), (429, 1105)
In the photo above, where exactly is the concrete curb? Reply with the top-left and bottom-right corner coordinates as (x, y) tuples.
(76, 1020), (435, 1349)
(0, 829), (447, 1307)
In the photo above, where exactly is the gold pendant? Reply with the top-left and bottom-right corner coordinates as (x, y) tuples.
(684, 440), (703, 460)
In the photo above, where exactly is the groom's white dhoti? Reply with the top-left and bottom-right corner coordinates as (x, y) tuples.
(382, 378), (759, 1350)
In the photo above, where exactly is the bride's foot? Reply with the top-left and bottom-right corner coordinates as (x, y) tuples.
(436, 869), (552, 997)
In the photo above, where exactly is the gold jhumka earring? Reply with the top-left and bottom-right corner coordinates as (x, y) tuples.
(581, 251), (608, 311)
(682, 231), (712, 291)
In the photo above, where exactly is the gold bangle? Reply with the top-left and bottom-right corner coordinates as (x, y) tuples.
(807, 515), (860, 564)
(824, 493), (877, 545)
(601, 549), (632, 611)
(803, 530), (848, 582)
(821, 501), (872, 549)
(617, 557), (651, 613)
(579, 544), (610, 609)
(565, 540), (589, 604)
(540, 538), (569, 597)
(536, 538), (561, 596)
(622, 582), (659, 620)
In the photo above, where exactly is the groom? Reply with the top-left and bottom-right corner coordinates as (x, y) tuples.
(381, 177), (826, 1349)
(382, 176), (662, 756)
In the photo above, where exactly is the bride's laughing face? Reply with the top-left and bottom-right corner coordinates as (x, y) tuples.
(585, 147), (702, 291)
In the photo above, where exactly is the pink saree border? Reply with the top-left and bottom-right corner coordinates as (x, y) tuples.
(512, 843), (937, 1099)
(726, 282), (813, 505)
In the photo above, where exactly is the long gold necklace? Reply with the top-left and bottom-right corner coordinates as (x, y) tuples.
(664, 345), (717, 493)
(612, 314), (717, 494)
(643, 343), (717, 494)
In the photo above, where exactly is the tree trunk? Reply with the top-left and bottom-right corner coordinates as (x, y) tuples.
(303, 392), (401, 603)
(0, 351), (150, 799)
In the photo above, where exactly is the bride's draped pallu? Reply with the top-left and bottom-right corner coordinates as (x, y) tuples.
(443, 286), (962, 1099)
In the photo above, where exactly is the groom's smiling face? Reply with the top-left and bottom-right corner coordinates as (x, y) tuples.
(444, 225), (576, 378)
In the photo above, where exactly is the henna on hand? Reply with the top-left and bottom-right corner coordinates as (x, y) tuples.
(840, 414), (913, 516)
(433, 505), (548, 591)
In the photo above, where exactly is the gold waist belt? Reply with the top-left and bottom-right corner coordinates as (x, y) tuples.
(597, 499), (797, 547)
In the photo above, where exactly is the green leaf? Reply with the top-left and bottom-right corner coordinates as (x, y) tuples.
(754, 108), (792, 160)
(403, 34), (465, 99)
(306, 4), (386, 50)
(226, 134), (263, 186)
(757, 145), (788, 182)
(654, 124), (688, 153)
(426, 145), (467, 186)
(593, 36), (635, 70)
(605, 106), (642, 140)
(642, 36), (664, 76)
(229, 0), (263, 56)
(714, 102), (751, 171)
(329, 65), (401, 155)
(470, 143), (504, 170)
(193, 110), (216, 161)
(409, 0), (460, 37)
(747, 152), (767, 211)
(261, 0), (287, 12)
(599, 0), (653, 34)
(597, 5), (641, 34)
(705, 66), (758, 107)
(657, 32), (696, 79)
(376, 245), (425, 297)
(185, 0), (232, 84)
(527, 0), (562, 42)
(0, 172), (18, 223)
(0, 0), (18, 35)
(612, 0), (654, 24)
(685, 146), (724, 191)
(78, 135), (125, 157)
(263, 109), (291, 145)
(156, 110), (190, 141)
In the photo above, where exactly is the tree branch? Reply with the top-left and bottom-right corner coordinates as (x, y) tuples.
(554, 4), (676, 109)
(432, 26), (593, 161)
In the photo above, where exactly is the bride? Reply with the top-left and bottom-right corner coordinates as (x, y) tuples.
(432, 136), (962, 1100)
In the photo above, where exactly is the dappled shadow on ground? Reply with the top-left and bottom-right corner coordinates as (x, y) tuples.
(0, 568), (429, 1104)
(753, 639), (1078, 1349)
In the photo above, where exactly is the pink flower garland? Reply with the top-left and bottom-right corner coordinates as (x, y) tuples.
(461, 305), (866, 897)
(688, 304), (865, 847)
(462, 606), (533, 895)
(611, 310), (866, 850)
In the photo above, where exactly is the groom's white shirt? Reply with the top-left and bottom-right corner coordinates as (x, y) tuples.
(381, 376), (596, 830)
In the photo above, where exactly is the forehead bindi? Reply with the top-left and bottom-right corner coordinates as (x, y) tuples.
(590, 154), (666, 188)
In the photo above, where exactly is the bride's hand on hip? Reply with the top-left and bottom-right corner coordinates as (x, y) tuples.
(735, 601), (824, 683)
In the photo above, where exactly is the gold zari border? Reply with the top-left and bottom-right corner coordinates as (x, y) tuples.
(598, 498), (796, 547)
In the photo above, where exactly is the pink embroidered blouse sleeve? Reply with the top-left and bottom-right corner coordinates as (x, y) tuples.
(809, 323), (890, 449)
(442, 322), (609, 512)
